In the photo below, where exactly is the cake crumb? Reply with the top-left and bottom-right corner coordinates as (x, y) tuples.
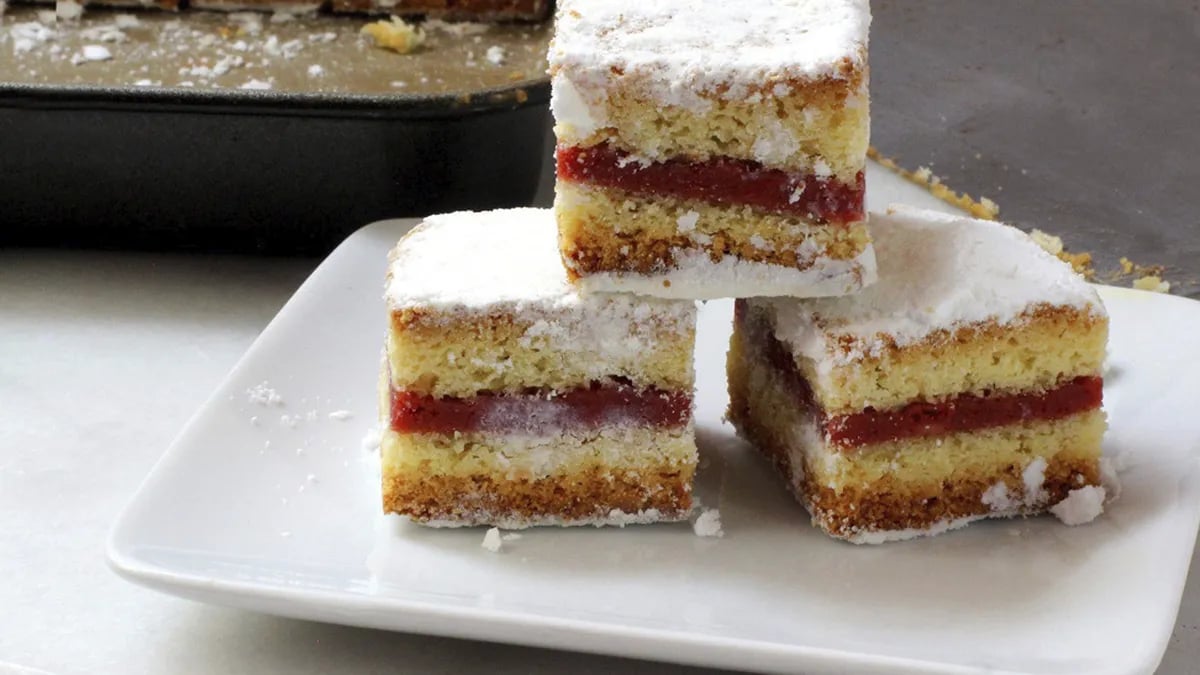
(485, 44), (506, 65)
(361, 17), (425, 54)
(868, 147), (1000, 220)
(1050, 485), (1106, 526)
(57, 0), (84, 22)
(1028, 229), (1063, 256)
(1133, 275), (1170, 293)
(481, 527), (503, 552)
(692, 508), (724, 538)
(71, 44), (111, 64)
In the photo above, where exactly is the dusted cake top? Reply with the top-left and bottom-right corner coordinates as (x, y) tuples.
(768, 205), (1106, 364)
(550, 0), (869, 106)
(386, 207), (694, 321)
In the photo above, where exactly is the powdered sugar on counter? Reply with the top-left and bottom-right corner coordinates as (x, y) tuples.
(1050, 485), (1107, 526)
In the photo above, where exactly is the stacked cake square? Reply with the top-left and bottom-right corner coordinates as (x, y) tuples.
(378, 0), (1110, 541)
(550, 0), (874, 299)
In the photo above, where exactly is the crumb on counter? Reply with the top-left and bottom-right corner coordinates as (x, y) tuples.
(361, 16), (425, 54)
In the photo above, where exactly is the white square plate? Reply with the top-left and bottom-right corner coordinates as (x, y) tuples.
(109, 168), (1200, 675)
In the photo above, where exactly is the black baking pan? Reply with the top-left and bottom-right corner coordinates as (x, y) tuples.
(0, 80), (551, 255)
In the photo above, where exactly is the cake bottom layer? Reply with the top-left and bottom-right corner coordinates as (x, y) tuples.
(728, 328), (1105, 543)
(556, 181), (874, 300)
(382, 426), (697, 527)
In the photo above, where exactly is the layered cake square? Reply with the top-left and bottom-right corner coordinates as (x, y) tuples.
(382, 208), (699, 527)
(727, 205), (1110, 543)
(550, 0), (875, 299)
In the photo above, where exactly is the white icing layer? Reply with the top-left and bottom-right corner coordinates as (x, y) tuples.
(575, 246), (876, 301)
(550, 0), (870, 112)
(386, 207), (695, 330)
(764, 205), (1106, 368)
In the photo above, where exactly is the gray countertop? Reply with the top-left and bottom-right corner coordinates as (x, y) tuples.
(869, 0), (1200, 298)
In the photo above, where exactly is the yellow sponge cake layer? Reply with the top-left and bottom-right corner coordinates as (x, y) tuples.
(748, 301), (1108, 415)
(382, 426), (696, 527)
(388, 308), (695, 398)
(556, 182), (870, 275)
(555, 77), (869, 180)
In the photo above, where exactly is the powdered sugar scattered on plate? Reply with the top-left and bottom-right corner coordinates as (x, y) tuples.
(1050, 485), (1107, 526)
(692, 508), (724, 538)
(481, 527), (503, 552)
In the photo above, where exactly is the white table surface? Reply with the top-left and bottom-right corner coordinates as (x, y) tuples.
(2, 248), (1198, 675)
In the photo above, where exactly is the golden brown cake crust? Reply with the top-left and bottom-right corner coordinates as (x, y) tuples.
(383, 465), (694, 524)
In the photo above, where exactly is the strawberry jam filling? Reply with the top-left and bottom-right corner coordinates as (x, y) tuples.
(738, 300), (1104, 449)
(556, 143), (865, 224)
(390, 380), (691, 434)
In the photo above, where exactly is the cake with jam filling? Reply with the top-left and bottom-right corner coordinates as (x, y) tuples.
(549, 0), (875, 299)
(381, 208), (698, 527)
(727, 205), (1110, 543)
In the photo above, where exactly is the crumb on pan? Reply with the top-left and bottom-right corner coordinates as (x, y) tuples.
(1029, 229), (1063, 256)
(868, 147), (1000, 220)
(361, 16), (425, 54)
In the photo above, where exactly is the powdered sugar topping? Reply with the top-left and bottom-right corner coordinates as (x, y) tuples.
(692, 508), (724, 538)
(386, 208), (695, 340)
(1050, 485), (1106, 526)
(550, 0), (869, 111)
(766, 205), (1105, 368)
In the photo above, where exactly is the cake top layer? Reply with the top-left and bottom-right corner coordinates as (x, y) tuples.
(767, 205), (1106, 363)
(550, 0), (869, 105)
(386, 207), (693, 322)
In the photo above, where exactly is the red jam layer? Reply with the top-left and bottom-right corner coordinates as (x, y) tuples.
(739, 300), (1104, 449)
(556, 143), (865, 224)
(390, 381), (691, 435)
